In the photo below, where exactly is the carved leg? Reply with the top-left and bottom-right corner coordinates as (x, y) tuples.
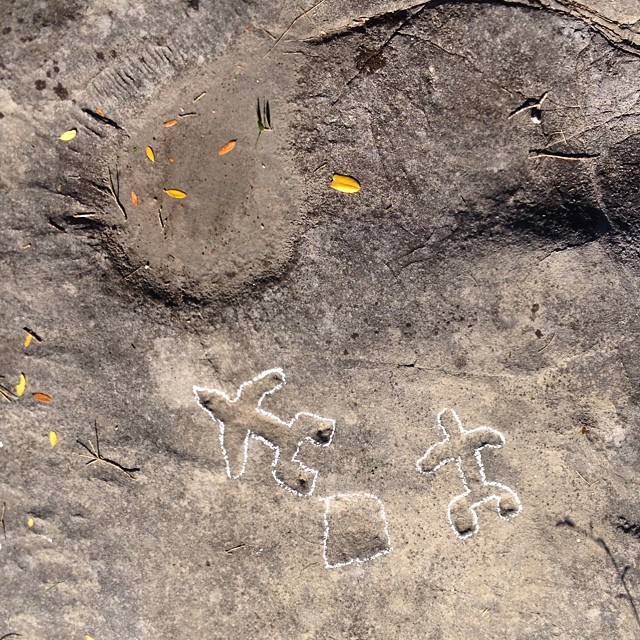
(448, 493), (477, 538)
(273, 456), (316, 496)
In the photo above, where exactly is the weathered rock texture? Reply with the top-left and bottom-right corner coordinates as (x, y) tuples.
(1, 0), (640, 638)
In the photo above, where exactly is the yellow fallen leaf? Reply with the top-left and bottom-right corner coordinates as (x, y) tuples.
(86, 635), (95, 640)
(59, 129), (77, 141)
(96, 108), (105, 117)
(145, 146), (155, 162)
(163, 119), (177, 128)
(27, 517), (34, 528)
(131, 191), (139, 207)
(49, 431), (58, 447)
(15, 373), (26, 397)
(164, 189), (187, 199)
(330, 174), (361, 194)
(24, 333), (33, 348)
(32, 392), (53, 403)
(218, 139), (237, 156)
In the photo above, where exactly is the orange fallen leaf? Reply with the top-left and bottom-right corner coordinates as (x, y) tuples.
(24, 333), (33, 348)
(164, 189), (187, 199)
(32, 392), (53, 403)
(168, 157), (175, 164)
(96, 108), (105, 117)
(218, 139), (237, 156)
(131, 191), (139, 207)
(163, 119), (177, 128)
(145, 146), (155, 162)
(330, 174), (361, 194)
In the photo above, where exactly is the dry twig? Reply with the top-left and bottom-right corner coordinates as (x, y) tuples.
(76, 421), (139, 479)
(107, 167), (127, 220)
(265, 0), (328, 57)
(528, 150), (600, 160)
(1, 502), (6, 539)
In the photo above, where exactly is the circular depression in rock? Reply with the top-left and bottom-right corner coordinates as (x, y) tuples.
(104, 45), (302, 303)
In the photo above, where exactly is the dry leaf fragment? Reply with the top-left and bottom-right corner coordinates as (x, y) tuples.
(168, 157), (175, 164)
(163, 119), (178, 128)
(145, 146), (155, 162)
(96, 108), (105, 117)
(86, 636), (95, 640)
(163, 189), (187, 199)
(27, 517), (34, 528)
(218, 140), (237, 156)
(131, 191), (139, 207)
(330, 174), (361, 194)
(15, 373), (26, 397)
(32, 392), (53, 403)
(49, 431), (58, 447)
(23, 326), (43, 343)
(24, 333), (33, 348)
(59, 129), (77, 141)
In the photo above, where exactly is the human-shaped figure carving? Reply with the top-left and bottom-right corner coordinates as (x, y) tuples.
(194, 368), (335, 497)
(417, 408), (522, 539)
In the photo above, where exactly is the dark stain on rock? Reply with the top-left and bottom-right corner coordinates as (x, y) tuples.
(355, 46), (387, 75)
(53, 82), (69, 100)
(32, 2), (81, 29)
(2, 26), (11, 34)
(187, 0), (200, 10)
(614, 515), (640, 540)
(35, 79), (46, 90)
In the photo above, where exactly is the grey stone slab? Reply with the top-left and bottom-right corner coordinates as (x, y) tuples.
(1, 1), (640, 638)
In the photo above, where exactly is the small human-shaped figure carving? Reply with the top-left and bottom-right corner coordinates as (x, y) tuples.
(417, 408), (522, 539)
(194, 369), (335, 497)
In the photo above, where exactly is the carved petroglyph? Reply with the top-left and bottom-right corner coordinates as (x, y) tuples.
(417, 408), (522, 539)
(194, 369), (335, 496)
(193, 369), (393, 568)
(322, 493), (392, 569)
(195, 373), (520, 559)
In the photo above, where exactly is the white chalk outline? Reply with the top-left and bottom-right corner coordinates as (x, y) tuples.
(416, 408), (522, 540)
(322, 492), (392, 569)
(194, 368), (336, 497)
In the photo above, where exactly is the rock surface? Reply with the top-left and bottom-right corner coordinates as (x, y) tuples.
(1, 0), (640, 638)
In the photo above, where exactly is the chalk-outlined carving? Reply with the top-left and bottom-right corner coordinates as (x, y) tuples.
(322, 493), (392, 569)
(416, 408), (522, 539)
(194, 368), (335, 497)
